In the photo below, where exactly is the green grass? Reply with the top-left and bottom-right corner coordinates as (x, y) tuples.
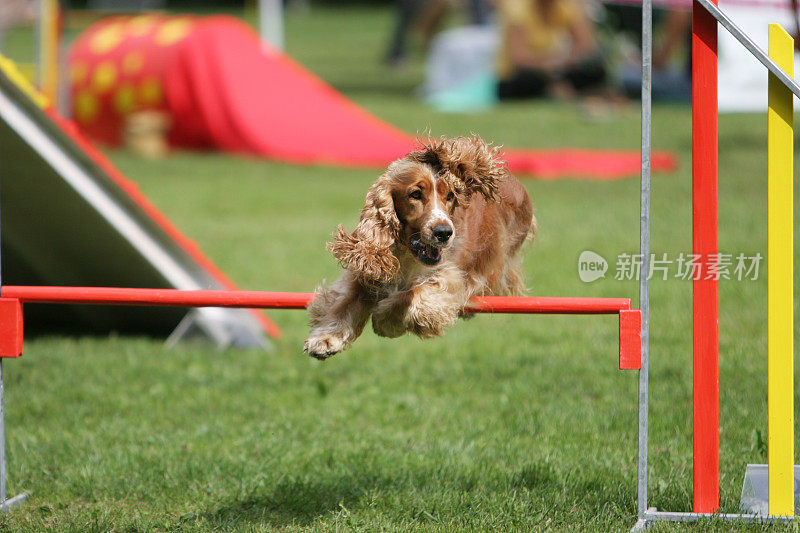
(0, 5), (794, 532)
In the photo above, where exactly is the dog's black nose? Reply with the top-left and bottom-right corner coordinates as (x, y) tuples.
(432, 225), (453, 243)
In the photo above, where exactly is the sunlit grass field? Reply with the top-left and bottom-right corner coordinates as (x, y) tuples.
(0, 5), (791, 532)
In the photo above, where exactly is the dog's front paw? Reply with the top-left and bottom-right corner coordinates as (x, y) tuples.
(304, 333), (346, 360)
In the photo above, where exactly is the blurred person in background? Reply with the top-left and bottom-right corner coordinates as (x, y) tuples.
(496, 0), (606, 99)
(617, 8), (691, 101)
(0, 0), (37, 51)
(385, 0), (494, 66)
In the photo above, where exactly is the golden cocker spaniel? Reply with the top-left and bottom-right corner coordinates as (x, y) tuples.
(305, 136), (535, 359)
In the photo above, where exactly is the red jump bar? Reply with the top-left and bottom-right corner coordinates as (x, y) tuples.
(0, 286), (641, 370)
(1, 286), (315, 310)
(0, 286), (631, 314)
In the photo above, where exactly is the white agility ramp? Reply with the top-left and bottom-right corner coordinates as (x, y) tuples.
(0, 56), (275, 348)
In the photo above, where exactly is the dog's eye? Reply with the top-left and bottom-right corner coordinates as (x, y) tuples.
(409, 190), (423, 200)
(446, 192), (455, 202)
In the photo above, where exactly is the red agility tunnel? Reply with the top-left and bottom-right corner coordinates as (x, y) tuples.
(68, 15), (676, 179)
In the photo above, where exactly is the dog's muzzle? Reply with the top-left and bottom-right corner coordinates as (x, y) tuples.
(409, 237), (444, 265)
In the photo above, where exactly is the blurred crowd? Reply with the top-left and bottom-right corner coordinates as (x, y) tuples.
(0, 0), (692, 112)
(388, 0), (691, 108)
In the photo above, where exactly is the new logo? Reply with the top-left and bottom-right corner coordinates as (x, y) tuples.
(578, 251), (608, 282)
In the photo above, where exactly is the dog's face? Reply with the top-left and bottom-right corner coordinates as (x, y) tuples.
(392, 163), (458, 266)
(328, 136), (505, 283)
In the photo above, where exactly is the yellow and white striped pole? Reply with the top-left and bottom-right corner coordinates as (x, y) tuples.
(767, 22), (794, 517)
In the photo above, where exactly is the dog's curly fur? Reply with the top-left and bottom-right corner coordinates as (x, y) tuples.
(305, 135), (535, 359)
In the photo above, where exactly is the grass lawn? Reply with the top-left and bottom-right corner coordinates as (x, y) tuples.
(0, 5), (791, 532)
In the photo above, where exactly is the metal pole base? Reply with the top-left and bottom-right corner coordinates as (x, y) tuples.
(0, 492), (26, 512)
(741, 463), (800, 515)
(632, 507), (794, 531)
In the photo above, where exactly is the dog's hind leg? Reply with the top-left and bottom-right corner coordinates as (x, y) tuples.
(371, 289), (414, 338)
(305, 272), (375, 359)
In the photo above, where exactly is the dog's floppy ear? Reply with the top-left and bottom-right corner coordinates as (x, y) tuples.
(422, 135), (506, 200)
(328, 174), (400, 283)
